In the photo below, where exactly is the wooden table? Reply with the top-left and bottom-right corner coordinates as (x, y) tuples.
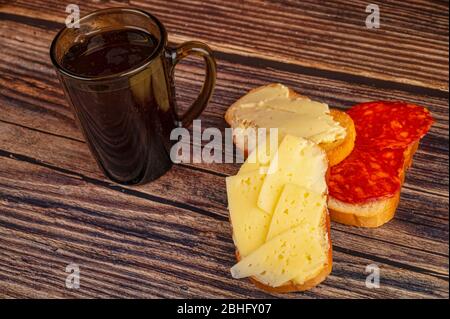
(0, 0), (448, 299)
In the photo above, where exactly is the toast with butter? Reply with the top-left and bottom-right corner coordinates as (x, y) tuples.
(226, 135), (332, 292)
(225, 84), (355, 166)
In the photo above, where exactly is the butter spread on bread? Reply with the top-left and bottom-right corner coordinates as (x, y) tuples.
(225, 84), (355, 166)
(227, 135), (332, 291)
(227, 83), (346, 143)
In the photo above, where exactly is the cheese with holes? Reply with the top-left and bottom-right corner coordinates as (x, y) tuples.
(227, 134), (331, 289)
(230, 224), (328, 287)
(266, 183), (326, 241)
(226, 169), (272, 257)
(257, 135), (328, 214)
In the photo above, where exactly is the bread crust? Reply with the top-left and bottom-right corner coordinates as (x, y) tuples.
(328, 142), (419, 228)
(329, 192), (400, 228)
(234, 210), (333, 293)
(225, 84), (355, 166)
(321, 110), (356, 167)
(404, 141), (419, 171)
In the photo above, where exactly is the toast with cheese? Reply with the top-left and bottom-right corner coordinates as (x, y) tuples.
(226, 135), (332, 292)
(225, 83), (355, 166)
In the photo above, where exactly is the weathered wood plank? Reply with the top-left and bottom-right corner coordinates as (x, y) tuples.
(0, 18), (448, 220)
(0, 16), (447, 118)
(0, 122), (448, 276)
(0, 19), (448, 134)
(0, 1), (448, 298)
(0, 155), (448, 298)
(0, 19), (448, 200)
(1, 0), (448, 90)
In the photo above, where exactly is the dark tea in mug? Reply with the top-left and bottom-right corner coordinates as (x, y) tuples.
(61, 29), (158, 77)
(60, 29), (174, 184)
(50, 8), (216, 185)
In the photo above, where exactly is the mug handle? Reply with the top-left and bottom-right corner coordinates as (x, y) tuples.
(167, 41), (217, 127)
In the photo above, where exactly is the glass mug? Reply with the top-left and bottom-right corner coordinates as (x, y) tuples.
(50, 8), (216, 185)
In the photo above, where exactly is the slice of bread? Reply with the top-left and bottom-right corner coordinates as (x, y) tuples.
(228, 135), (332, 292)
(328, 193), (400, 228)
(328, 141), (418, 228)
(328, 100), (432, 228)
(225, 84), (355, 166)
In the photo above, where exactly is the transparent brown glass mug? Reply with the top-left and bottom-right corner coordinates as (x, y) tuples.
(50, 8), (216, 185)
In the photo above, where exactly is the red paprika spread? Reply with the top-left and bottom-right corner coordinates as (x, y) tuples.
(329, 101), (433, 204)
(328, 148), (404, 203)
(347, 101), (433, 149)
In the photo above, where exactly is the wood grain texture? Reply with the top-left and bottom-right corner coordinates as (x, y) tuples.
(0, 146), (448, 298)
(1, 0), (449, 91)
(0, 0), (448, 298)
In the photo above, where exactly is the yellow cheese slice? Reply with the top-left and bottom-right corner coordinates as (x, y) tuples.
(226, 169), (272, 257)
(257, 135), (328, 214)
(266, 183), (326, 241)
(230, 224), (328, 287)
(238, 137), (278, 175)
